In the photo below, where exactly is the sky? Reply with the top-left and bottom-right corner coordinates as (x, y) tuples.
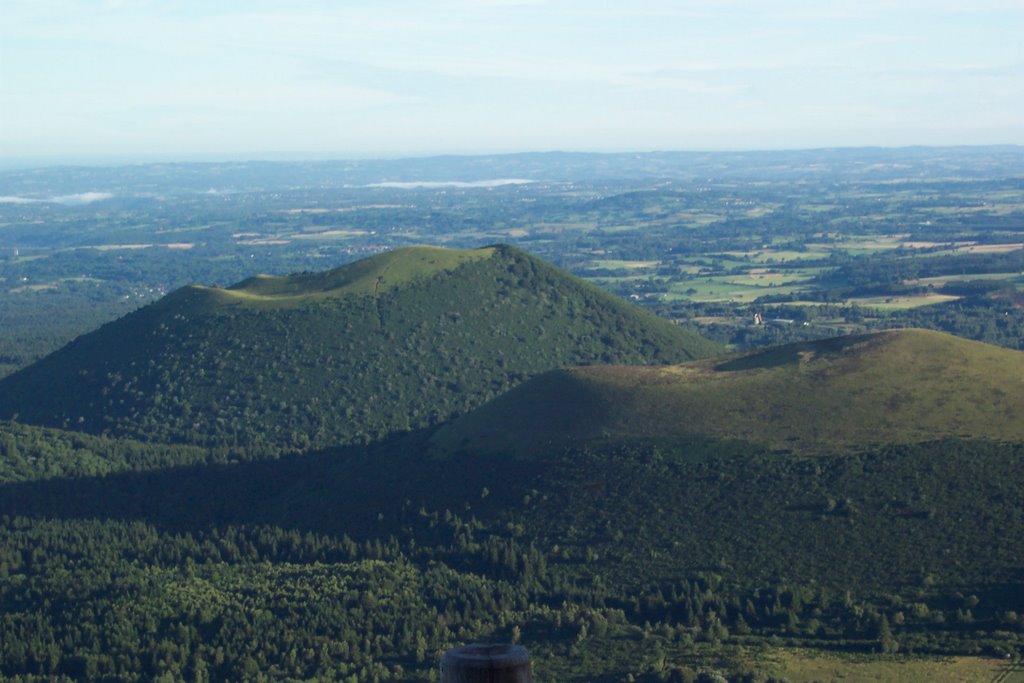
(1, 0), (1022, 163)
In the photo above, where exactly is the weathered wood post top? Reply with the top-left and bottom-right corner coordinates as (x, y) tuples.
(440, 643), (532, 683)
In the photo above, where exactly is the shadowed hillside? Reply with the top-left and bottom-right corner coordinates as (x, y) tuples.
(435, 329), (1024, 454)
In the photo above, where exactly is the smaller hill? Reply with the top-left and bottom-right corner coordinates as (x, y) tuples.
(434, 329), (1024, 454)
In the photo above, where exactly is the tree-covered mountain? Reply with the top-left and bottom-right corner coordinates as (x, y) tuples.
(0, 245), (718, 452)
(434, 329), (1024, 455)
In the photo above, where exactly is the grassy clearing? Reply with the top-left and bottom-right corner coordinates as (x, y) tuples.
(832, 241), (903, 252)
(91, 244), (153, 250)
(666, 279), (808, 303)
(589, 276), (665, 288)
(533, 221), (598, 232)
(722, 249), (831, 262)
(755, 648), (1009, 683)
(920, 244), (1023, 258)
(590, 259), (660, 269)
(846, 294), (962, 310)
(907, 272), (1024, 287)
(805, 234), (912, 253)
(721, 270), (815, 286)
(667, 211), (725, 225)
(956, 242), (1023, 253)
(236, 238), (290, 245)
(291, 229), (368, 239)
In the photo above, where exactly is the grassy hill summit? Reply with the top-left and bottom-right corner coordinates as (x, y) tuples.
(435, 329), (1024, 454)
(148, 245), (498, 314)
(219, 245), (496, 302)
(0, 245), (719, 451)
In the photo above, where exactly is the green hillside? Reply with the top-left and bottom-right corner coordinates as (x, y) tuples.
(436, 329), (1024, 454)
(0, 245), (718, 451)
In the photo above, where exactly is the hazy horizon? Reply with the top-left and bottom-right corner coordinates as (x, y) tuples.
(2, 143), (1022, 173)
(3, 1), (1022, 164)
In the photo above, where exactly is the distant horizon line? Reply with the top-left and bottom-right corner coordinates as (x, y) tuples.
(1, 143), (1022, 171)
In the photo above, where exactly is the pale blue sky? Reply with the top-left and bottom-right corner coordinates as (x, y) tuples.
(1, 0), (1022, 163)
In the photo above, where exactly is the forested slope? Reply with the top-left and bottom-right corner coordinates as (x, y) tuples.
(2, 434), (1023, 681)
(0, 245), (717, 451)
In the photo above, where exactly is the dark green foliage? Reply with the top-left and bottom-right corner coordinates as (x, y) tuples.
(1, 437), (1023, 681)
(0, 420), (211, 483)
(0, 285), (136, 380)
(0, 246), (718, 450)
(669, 295), (1024, 353)
(818, 251), (1024, 293)
(872, 294), (1024, 350)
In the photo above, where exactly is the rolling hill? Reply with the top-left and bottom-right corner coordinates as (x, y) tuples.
(434, 329), (1024, 455)
(0, 244), (718, 451)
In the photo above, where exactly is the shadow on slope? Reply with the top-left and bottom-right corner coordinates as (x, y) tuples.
(0, 428), (538, 538)
(2, 430), (1023, 594)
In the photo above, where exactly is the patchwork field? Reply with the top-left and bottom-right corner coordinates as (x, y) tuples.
(846, 293), (963, 310)
(755, 649), (1013, 683)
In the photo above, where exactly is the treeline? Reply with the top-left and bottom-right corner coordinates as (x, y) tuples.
(654, 292), (1024, 351)
(817, 251), (1023, 294)
(872, 296), (1024, 350)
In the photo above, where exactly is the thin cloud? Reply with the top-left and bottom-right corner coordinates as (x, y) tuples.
(0, 192), (115, 204)
(52, 192), (115, 204)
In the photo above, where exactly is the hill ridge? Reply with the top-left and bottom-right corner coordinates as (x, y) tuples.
(434, 328), (1024, 454)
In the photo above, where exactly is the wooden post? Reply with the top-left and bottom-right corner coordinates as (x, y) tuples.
(440, 643), (532, 683)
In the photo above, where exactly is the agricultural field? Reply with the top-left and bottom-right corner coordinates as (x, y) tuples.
(1, 149), (1023, 376)
(753, 648), (1014, 683)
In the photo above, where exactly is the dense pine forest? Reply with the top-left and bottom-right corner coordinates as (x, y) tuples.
(2, 428), (1024, 681)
